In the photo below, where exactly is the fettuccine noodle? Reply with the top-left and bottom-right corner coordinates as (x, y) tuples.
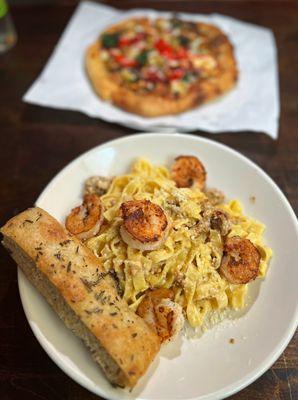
(87, 159), (272, 328)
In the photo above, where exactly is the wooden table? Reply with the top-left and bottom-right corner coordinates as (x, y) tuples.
(0, 1), (297, 399)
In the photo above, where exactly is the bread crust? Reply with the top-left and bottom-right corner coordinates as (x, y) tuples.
(85, 19), (238, 117)
(1, 207), (160, 388)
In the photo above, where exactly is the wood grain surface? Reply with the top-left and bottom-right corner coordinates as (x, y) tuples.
(0, 1), (297, 399)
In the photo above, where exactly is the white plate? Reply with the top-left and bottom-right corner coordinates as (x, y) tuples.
(18, 133), (298, 400)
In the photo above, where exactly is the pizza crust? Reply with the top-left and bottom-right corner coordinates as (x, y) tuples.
(85, 21), (238, 117)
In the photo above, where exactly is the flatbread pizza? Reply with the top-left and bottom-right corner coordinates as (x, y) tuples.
(86, 17), (238, 117)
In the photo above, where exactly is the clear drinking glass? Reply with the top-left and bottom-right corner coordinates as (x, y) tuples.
(0, 0), (17, 53)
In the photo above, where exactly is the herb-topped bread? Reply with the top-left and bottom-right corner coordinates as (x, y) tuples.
(1, 207), (160, 388)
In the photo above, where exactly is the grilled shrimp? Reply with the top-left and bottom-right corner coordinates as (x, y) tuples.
(137, 288), (184, 343)
(120, 200), (169, 251)
(65, 194), (104, 240)
(220, 236), (260, 284)
(171, 155), (206, 190)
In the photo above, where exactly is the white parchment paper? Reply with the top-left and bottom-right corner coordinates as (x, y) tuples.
(23, 1), (280, 138)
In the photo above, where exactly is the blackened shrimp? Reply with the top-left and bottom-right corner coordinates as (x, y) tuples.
(220, 236), (260, 284)
(65, 194), (104, 240)
(136, 288), (184, 343)
(120, 200), (169, 251)
(171, 155), (206, 190)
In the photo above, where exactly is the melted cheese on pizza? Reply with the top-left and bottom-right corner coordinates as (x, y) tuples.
(99, 17), (225, 97)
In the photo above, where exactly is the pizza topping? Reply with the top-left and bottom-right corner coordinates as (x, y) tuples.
(142, 67), (165, 83)
(178, 35), (190, 47)
(119, 32), (146, 48)
(170, 80), (188, 96)
(190, 54), (217, 71)
(102, 33), (119, 48)
(121, 68), (139, 83)
(155, 39), (175, 58)
(99, 17), (221, 96)
(167, 68), (184, 81)
(114, 54), (137, 68)
(136, 50), (148, 66)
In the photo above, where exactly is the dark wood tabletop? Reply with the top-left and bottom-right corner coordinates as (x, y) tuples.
(0, 1), (297, 399)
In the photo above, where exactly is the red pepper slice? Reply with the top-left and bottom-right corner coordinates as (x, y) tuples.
(167, 68), (185, 81)
(119, 37), (133, 47)
(119, 33), (146, 48)
(114, 54), (137, 67)
(155, 39), (169, 52)
(176, 47), (188, 59)
(155, 39), (175, 58)
(155, 39), (189, 61)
